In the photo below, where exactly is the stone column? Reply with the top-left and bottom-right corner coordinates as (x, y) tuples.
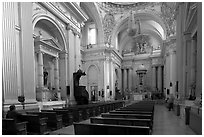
(59, 52), (68, 100)
(196, 3), (202, 97)
(157, 65), (162, 92)
(73, 32), (77, 71)
(38, 51), (44, 88)
(152, 66), (156, 91)
(54, 57), (60, 100)
(184, 32), (191, 98)
(67, 24), (75, 105)
(128, 68), (133, 91)
(123, 69), (127, 92)
(2, 2), (19, 103)
(118, 68), (122, 92)
(190, 38), (196, 84)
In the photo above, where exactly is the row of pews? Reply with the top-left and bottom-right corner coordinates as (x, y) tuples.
(74, 100), (155, 135)
(2, 100), (124, 135)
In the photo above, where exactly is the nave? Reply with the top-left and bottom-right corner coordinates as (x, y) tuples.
(50, 102), (196, 135)
(2, 2), (202, 135)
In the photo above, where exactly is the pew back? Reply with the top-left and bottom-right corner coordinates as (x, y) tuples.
(74, 123), (150, 135)
(26, 111), (63, 130)
(2, 118), (28, 135)
(41, 109), (73, 126)
(90, 117), (152, 130)
(101, 113), (152, 120)
(18, 114), (48, 134)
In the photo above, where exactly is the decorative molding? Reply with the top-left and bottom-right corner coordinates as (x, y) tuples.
(38, 2), (82, 33)
(103, 12), (116, 44)
(160, 2), (177, 37)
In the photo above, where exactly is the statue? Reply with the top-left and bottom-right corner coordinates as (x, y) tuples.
(43, 68), (48, 86)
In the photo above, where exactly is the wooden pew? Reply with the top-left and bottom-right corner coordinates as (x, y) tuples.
(54, 107), (83, 122)
(101, 113), (152, 121)
(110, 110), (153, 115)
(90, 117), (152, 130)
(41, 109), (73, 126)
(74, 123), (150, 135)
(18, 114), (49, 135)
(2, 118), (28, 135)
(89, 106), (96, 117)
(26, 111), (63, 130)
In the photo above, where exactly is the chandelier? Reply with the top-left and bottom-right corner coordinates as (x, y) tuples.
(126, 11), (151, 54)
(127, 11), (141, 37)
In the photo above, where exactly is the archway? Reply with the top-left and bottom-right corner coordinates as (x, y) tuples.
(87, 65), (99, 101)
(111, 11), (167, 53)
(33, 16), (68, 102)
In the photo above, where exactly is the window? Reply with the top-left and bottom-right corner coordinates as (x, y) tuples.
(88, 24), (96, 45)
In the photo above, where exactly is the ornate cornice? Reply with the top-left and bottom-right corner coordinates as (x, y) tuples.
(38, 2), (85, 35)
(97, 2), (160, 14)
(66, 23), (81, 37)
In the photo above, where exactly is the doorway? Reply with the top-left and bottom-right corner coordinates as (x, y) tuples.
(90, 86), (98, 101)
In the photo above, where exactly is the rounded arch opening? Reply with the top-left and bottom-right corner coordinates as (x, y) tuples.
(33, 14), (67, 51)
(111, 11), (167, 52)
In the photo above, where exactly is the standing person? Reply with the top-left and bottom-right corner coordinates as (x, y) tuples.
(168, 94), (175, 111)
(6, 104), (22, 122)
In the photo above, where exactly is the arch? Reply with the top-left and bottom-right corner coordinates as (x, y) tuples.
(119, 30), (163, 54)
(80, 2), (104, 45)
(111, 11), (167, 49)
(87, 65), (98, 84)
(32, 13), (67, 52)
(86, 64), (100, 101)
(86, 64), (100, 75)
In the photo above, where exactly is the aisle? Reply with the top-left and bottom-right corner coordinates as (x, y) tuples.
(152, 105), (196, 135)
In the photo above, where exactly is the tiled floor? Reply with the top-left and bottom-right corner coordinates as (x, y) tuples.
(50, 105), (196, 135)
(152, 105), (196, 135)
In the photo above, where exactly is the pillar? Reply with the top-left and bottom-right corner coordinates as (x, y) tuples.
(190, 38), (196, 84)
(67, 24), (75, 105)
(128, 68), (133, 91)
(54, 57), (60, 100)
(123, 68), (127, 92)
(152, 66), (156, 91)
(59, 52), (68, 100)
(38, 51), (44, 88)
(195, 2), (202, 97)
(157, 65), (162, 92)
(2, 2), (19, 103)
(118, 68), (122, 92)
(184, 32), (191, 98)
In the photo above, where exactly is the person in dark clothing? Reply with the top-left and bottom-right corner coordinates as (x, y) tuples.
(6, 104), (22, 122)
(168, 94), (175, 111)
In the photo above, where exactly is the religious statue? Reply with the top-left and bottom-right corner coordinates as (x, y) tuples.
(43, 68), (48, 86)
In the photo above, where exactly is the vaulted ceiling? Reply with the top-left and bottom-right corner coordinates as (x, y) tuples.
(80, 2), (178, 55)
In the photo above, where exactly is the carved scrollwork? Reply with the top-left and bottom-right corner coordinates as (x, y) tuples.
(103, 11), (116, 44)
(161, 3), (177, 37)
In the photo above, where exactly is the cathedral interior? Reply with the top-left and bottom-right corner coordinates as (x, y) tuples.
(2, 2), (202, 135)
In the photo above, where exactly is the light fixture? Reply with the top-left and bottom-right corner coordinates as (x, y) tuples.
(127, 11), (136, 36)
(125, 10), (151, 55)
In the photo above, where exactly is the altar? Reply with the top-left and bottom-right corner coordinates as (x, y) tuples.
(133, 93), (143, 100)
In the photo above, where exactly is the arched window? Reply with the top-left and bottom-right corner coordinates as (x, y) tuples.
(88, 24), (96, 45)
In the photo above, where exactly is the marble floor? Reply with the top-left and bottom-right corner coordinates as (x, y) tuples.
(50, 105), (196, 135)
(152, 105), (195, 135)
